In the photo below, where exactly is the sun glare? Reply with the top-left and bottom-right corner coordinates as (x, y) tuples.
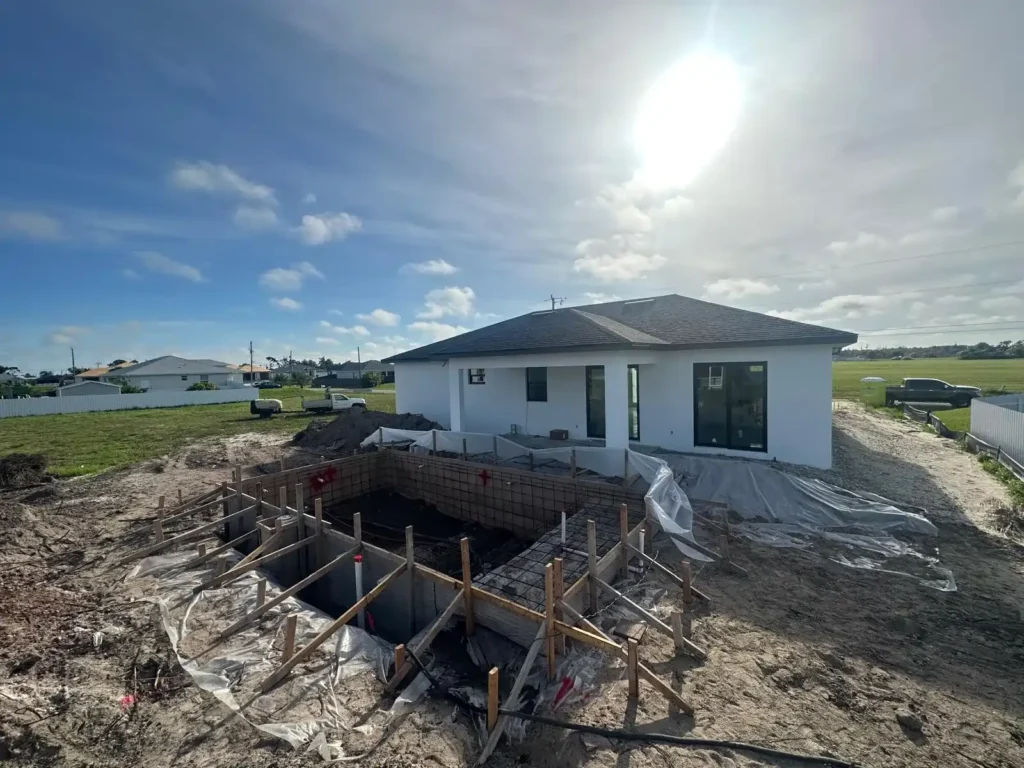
(633, 51), (741, 190)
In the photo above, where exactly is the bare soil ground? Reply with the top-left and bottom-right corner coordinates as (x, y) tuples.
(2, 406), (1023, 767)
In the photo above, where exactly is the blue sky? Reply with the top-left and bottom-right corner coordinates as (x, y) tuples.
(2, 1), (1023, 374)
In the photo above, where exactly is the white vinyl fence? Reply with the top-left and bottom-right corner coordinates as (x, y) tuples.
(970, 394), (1024, 470)
(0, 388), (254, 419)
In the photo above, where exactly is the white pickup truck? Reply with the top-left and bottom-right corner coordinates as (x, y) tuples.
(301, 392), (367, 414)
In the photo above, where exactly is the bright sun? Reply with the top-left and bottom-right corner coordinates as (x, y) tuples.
(633, 51), (741, 190)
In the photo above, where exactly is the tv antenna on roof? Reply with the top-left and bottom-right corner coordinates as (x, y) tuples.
(547, 294), (567, 311)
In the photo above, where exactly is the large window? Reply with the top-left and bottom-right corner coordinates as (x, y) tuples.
(526, 367), (547, 401)
(693, 362), (767, 452)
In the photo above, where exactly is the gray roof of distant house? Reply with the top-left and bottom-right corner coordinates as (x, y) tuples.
(385, 294), (858, 362)
(337, 360), (393, 371)
(112, 355), (234, 376)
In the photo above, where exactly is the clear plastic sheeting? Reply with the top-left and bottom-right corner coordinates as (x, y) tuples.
(361, 428), (709, 562)
(127, 550), (396, 754)
(663, 454), (955, 591)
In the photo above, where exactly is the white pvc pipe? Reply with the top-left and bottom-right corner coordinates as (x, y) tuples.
(639, 530), (645, 557)
(561, 511), (566, 546)
(354, 554), (365, 629)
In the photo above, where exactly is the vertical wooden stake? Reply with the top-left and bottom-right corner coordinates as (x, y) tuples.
(295, 483), (306, 574)
(353, 512), (362, 548)
(619, 503), (630, 580)
(671, 611), (690, 653)
(233, 465), (243, 537)
(255, 482), (265, 520)
(544, 562), (556, 681)
(405, 526), (416, 637)
(460, 537), (475, 635)
(196, 543), (206, 558)
(282, 614), (297, 661)
(256, 578), (266, 608)
(681, 561), (693, 605)
(462, 438), (468, 461)
(279, 456), (286, 473)
(587, 519), (599, 614)
(279, 486), (288, 518)
(719, 534), (731, 567)
(155, 496), (165, 543)
(552, 557), (565, 656)
(487, 667), (499, 732)
(394, 644), (406, 679)
(627, 638), (639, 698)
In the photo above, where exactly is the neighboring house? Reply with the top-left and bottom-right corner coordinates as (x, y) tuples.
(57, 380), (122, 397)
(385, 294), (857, 469)
(328, 360), (395, 382)
(0, 372), (26, 384)
(99, 356), (242, 391)
(75, 361), (136, 382)
(234, 364), (271, 382)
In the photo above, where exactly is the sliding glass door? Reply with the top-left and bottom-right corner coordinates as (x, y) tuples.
(693, 362), (767, 452)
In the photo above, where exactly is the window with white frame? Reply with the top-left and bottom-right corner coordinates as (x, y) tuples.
(468, 369), (486, 385)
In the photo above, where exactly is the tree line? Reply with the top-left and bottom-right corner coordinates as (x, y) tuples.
(836, 340), (1024, 360)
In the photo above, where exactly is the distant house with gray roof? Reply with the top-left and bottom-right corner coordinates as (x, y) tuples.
(97, 356), (242, 392)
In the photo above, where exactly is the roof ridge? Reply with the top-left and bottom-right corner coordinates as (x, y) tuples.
(571, 308), (668, 344)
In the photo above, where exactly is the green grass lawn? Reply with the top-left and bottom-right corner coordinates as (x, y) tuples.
(0, 386), (395, 478)
(833, 358), (1024, 400)
(376, 382), (395, 390)
(933, 407), (970, 433)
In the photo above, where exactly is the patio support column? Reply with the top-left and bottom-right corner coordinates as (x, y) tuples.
(604, 359), (629, 449)
(448, 363), (465, 431)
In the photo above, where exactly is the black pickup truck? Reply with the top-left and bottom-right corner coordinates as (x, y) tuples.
(884, 378), (982, 408)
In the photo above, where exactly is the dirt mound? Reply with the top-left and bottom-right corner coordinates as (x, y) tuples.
(0, 453), (50, 490)
(293, 409), (442, 454)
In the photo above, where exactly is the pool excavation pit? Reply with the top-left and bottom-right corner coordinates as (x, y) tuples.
(123, 437), (715, 762)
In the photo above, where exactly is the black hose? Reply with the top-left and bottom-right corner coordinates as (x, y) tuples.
(403, 647), (857, 768)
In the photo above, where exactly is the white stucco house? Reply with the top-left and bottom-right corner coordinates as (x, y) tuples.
(97, 356), (243, 392)
(385, 294), (857, 469)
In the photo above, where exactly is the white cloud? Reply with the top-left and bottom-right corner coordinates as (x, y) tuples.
(270, 297), (303, 311)
(572, 237), (666, 282)
(418, 286), (476, 319)
(612, 203), (652, 232)
(979, 295), (1022, 312)
(169, 161), (275, 203)
(898, 227), (967, 246)
(583, 292), (622, 304)
(327, 309), (344, 316)
(930, 206), (959, 223)
(1009, 161), (1024, 189)
(703, 278), (780, 300)
(136, 251), (205, 282)
(407, 320), (469, 341)
(769, 293), (895, 323)
(47, 325), (90, 345)
(294, 212), (361, 245)
(233, 205), (279, 230)
(356, 308), (401, 326)
(320, 321), (370, 336)
(259, 261), (324, 292)
(656, 195), (694, 218)
(122, 268), (140, 280)
(0, 211), (63, 241)
(825, 232), (888, 254)
(302, 192), (317, 205)
(400, 259), (459, 275)
(315, 336), (339, 345)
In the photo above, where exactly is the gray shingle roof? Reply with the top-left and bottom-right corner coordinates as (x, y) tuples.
(111, 356), (234, 376)
(386, 294), (858, 362)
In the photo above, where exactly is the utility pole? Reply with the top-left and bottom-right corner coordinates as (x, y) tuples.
(357, 346), (362, 376)
(548, 294), (566, 311)
(70, 347), (76, 374)
(249, 341), (254, 381)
